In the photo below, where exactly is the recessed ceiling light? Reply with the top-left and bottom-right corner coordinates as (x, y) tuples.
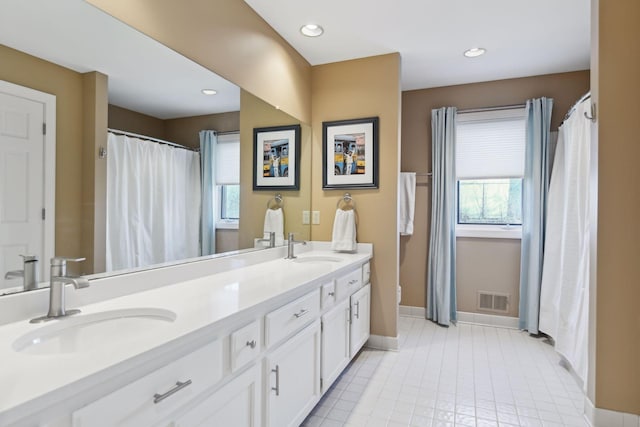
(464, 47), (486, 58)
(201, 89), (217, 95)
(300, 24), (324, 37)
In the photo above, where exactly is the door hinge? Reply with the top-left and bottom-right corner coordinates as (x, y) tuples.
(42, 208), (45, 220)
(42, 123), (46, 135)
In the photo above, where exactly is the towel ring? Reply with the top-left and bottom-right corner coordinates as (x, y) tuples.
(337, 193), (356, 211)
(267, 193), (283, 210)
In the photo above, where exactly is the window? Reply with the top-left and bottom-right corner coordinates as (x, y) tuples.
(456, 108), (525, 237)
(215, 133), (240, 229)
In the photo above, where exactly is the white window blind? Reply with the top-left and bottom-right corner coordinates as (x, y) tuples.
(215, 133), (240, 184)
(456, 108), (526, 179)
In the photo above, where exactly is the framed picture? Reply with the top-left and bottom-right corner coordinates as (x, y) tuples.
(322, 117), (379, 189)
(253, 124), (301, 190)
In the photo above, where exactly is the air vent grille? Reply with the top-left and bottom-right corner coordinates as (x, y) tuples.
(477, 291), (509, 313)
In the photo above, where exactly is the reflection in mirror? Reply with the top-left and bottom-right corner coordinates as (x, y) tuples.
(0, 0), (311, 295)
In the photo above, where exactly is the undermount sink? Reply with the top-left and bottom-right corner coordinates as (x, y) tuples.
(292, 256), (342, 263)
(14, 307), (177, 356)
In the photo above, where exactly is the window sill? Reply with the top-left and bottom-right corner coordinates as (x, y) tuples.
(216, 220), (239, 230)
(456, 225), (522, 240)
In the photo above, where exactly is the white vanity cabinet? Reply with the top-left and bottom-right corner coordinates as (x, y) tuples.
(71, 340), (223, 427)
(264, 320), (321, 427)
(321, 298), (351, 392)
(349, 283), (371, 357)
(174, 364), (261, 427)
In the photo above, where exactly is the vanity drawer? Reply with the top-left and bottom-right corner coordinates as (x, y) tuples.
(335, 268), (362, 300)
(230, 319), (261, 372)
(72, 339), (223, 427)
(362, 261), (371, 284)
(265, 289), (320, 347)
(321, 280), (336, 309)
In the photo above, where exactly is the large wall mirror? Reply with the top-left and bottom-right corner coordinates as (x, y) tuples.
(0, 0), (311, 295)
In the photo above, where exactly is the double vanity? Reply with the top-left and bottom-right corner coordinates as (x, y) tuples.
(0, 242), (372, 427)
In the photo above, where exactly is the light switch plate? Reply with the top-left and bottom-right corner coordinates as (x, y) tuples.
(312, 211), (320, 225)
(302, 211), (310, 225)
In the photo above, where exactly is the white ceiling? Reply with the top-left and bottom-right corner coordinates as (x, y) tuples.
(0, 0), (240, 120)
(1, 1), (591, 120)
(244, 0), (591, 90)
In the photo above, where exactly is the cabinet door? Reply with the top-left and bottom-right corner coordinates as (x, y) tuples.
(174, 365), (261, 427)
(321, 298), (350, 393)
(350, 284), (371, 357)
(265, 320), (321, 427)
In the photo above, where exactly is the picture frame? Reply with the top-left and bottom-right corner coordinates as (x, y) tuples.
(322, 117), (379, 189)
(253, 124), (301, 190)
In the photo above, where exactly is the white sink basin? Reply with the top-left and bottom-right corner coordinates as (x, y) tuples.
(14, 307), (176, 355)
(293, 256), (342, 263)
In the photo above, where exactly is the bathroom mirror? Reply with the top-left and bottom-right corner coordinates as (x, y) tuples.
(0, 0), (311, 295)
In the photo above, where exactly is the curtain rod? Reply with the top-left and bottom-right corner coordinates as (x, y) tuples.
(108, 128), (199, 152)
(216, 130), (240, 136)
(457, 104), (525, 114)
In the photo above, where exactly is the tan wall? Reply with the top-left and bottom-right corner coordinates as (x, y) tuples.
(400, 71), (591, 310)
(81, 72), (108, 275)
(0, 44), (85, 264)
(87, 0), (311, 124)
(456, 238), (521, 317)
(310, 54), (401, 338)
(216, 229), (240, 254)
(108, 105), (165, 141)
(594, 0), (640, 415)
(165, 112), (239, 149)
(239, 90), (311, 249)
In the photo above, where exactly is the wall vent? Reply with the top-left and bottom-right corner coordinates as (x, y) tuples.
(477, 291), (509, 314)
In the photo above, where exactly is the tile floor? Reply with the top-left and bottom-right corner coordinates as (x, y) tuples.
(302, 315), (588, 427)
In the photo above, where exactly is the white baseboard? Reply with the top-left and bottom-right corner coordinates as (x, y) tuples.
(584, 396), (640, 427)
(365, 334), (399, 351)
(399, 305), (425, 318)
(456, 311), (519, 329)
(398, 306), (519, 329)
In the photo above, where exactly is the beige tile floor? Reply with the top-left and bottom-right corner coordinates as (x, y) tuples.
(302, 315), (587, 427)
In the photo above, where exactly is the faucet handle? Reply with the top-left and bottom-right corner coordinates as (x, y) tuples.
(51, 257), (86, 266)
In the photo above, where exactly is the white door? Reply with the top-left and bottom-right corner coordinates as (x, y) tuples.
(321, 298), (350, 393)
(0, 81), (55, 291)
(265, 320), (321, 427)
(350, 284), (371, 357)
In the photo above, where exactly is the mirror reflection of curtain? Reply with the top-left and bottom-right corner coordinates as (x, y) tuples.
(199, 130), (217, 256)
(106, 133), (201, 271)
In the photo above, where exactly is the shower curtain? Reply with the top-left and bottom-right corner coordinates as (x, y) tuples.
(539, 97), (591, 386)
(106, 133), (201, 271)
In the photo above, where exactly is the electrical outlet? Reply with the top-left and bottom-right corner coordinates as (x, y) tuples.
(302, 210), (310, 225)
(312, 211), (320, 225)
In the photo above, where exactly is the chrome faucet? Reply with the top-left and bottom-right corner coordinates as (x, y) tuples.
(30, 257), (90, 323)
(4, 255), (39, 291)
(285, 232), (307, 259)
(257, 231), (276, 248)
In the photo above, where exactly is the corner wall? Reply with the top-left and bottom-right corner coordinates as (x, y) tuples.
(400, 71), (590, 312)
(311, 54), (401, 339)
(594, 0), (640, 415)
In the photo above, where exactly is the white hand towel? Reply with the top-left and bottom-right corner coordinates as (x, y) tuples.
(331, 209), (357, 252)
(263, 208), (284, 246)
(399, 172), (416, 235)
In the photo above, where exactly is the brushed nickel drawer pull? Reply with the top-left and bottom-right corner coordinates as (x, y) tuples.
(271, 365), (280, 396)
(328, 291), (335, 297)
(246, 340), (257, 349)
(348, 279), (358, 285)
(293, 308), (309, 318)
(153, 380), (192, 404)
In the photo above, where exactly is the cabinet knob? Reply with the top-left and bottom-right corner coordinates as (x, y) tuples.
(246, 340), (257, 349)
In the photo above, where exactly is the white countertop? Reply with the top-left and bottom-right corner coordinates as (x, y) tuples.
(0, 245), (372, 424)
